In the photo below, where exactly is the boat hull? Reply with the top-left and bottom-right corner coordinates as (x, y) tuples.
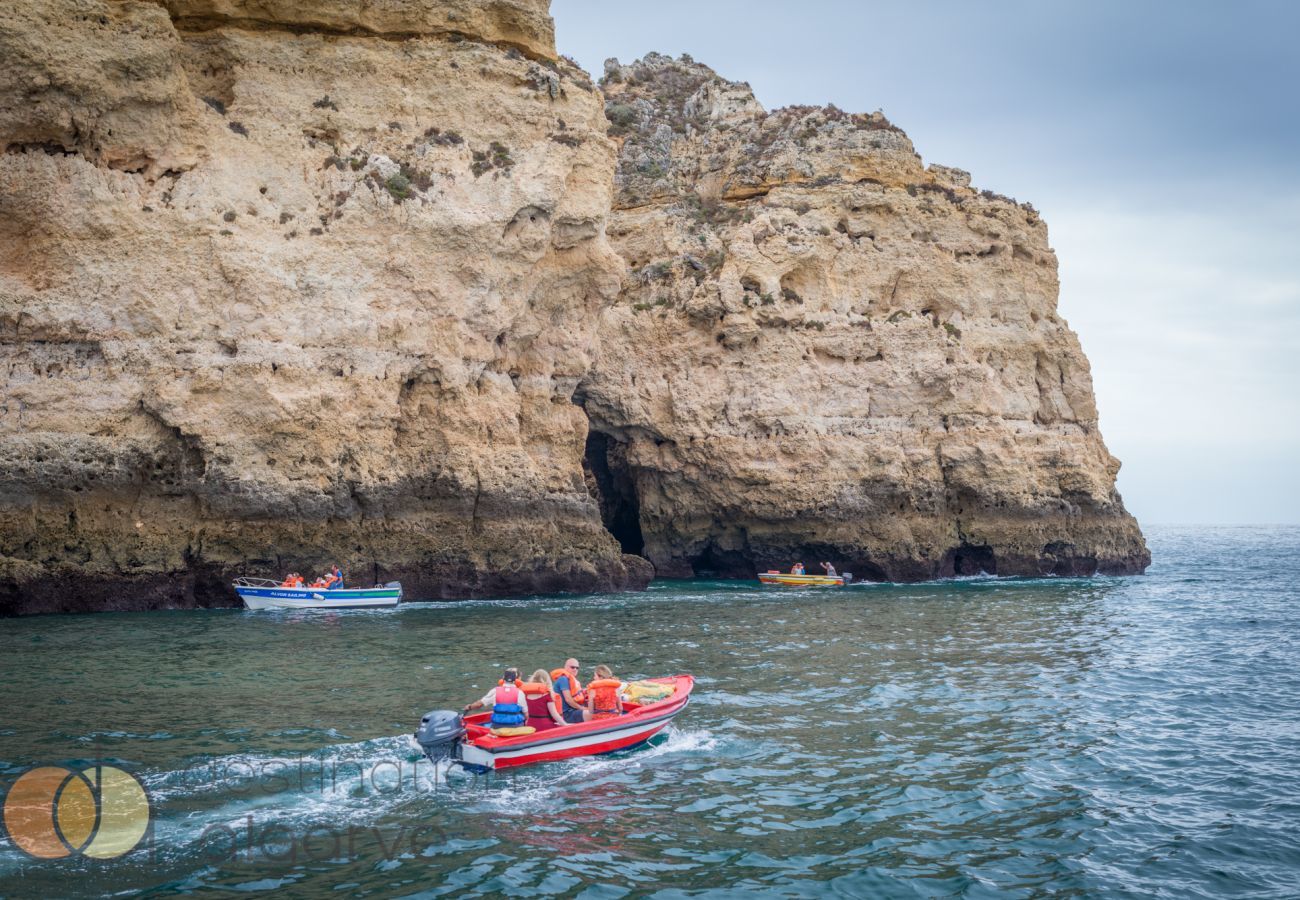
(456, 675), (693, 771)
(757, 573), (846, 586)
(235, 586), (402, 610)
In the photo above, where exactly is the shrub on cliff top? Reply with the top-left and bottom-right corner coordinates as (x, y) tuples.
(385, 173), (412, 202)
(605, 103), (639, 135)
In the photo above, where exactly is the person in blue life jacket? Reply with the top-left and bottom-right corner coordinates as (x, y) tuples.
(463, 668), (527, 728)
(551, 658), (588, 724)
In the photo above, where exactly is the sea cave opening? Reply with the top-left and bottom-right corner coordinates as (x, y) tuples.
(951, 544), (997, 577)
(582, 429), (645, 557)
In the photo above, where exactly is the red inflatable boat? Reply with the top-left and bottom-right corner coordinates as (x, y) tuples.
(415, 675), (694, 771)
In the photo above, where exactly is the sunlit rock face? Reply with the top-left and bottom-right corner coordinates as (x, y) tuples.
(0, 15), (1146, 616)
(0, 0), (651, 613)
(580, 54), (1149, 581)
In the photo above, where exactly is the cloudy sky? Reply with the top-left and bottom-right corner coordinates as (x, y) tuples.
(553, 0), (1300, 525)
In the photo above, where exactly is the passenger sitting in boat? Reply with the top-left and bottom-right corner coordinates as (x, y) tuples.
(791, 562), (805, 575)
(821, 562), (837, 577)
(322, 565), (344, 590)
(586, 665), (626, 720)
(462, 667), (527, 728)
(526, 669), (566, 726)
(551, 658), (587, 725)
(280, 573), (298, 588)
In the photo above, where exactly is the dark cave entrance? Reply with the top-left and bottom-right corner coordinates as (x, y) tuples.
(951, 544), (997, 577)
(582, 430), (645, 557)
(690, 542), (756, 579)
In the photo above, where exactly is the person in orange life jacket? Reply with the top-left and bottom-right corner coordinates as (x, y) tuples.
(527, 669), (566, 726)
(462, 668), (528, 727)
(791, 562), (805, 575)
(551, 658), (588, 724)
(586, 665), (626, 720)
(324, 565), (344, 590)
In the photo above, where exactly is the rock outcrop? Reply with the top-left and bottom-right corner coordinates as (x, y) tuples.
(0, 12), (1147, 616)
(0, 0), (650, 614)
(579, 54), (1149, 580)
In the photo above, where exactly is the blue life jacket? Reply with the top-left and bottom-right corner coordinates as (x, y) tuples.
(490, 684), (526, 727)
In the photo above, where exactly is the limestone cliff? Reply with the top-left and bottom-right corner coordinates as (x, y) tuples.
(579, 54), (1148, 580)
(0, 11), (1147, 616)
(0, 0), (650, 613)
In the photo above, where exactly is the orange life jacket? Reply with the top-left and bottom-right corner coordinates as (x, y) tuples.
(587, 678), (622, 717)
(499, 680), (548, 694)
(550, 669), (586, 705)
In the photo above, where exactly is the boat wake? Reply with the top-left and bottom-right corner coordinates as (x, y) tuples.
(83, 722), (728, 868)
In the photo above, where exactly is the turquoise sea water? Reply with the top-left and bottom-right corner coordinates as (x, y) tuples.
(1, 525), (1298, 897)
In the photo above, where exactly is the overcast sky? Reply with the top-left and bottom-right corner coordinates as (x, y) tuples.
(553, 0), (1300, 525)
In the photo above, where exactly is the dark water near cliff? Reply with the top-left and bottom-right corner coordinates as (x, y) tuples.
(2, 525), (1299, 898)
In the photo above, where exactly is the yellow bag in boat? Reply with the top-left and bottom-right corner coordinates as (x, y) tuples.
(625, 681), (674, 703)
(491, 726), (536, 737)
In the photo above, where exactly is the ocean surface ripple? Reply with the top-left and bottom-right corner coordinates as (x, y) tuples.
(2, 525), (1299, 897)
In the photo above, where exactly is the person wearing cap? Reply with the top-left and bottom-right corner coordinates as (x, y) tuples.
(463, 668), (527, 728)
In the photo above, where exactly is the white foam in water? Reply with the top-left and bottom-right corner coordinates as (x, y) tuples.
(452, 725), (725, 818)
(141, 733), (425, 804)
(131, 722), (727, 859)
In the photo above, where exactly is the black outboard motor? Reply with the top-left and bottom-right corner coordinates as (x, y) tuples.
(414, 710), (466, 764)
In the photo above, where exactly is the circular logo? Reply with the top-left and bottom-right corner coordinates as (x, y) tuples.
(3, 765), (150, 860)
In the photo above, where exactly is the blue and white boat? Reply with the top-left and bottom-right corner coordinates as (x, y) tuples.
(233, 578), (403, 610)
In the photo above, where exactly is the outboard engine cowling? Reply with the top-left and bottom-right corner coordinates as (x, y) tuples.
(415, 710), (466, 764)
(843, 573), (853, 584)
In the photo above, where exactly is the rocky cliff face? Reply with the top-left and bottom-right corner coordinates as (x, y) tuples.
(0, 11), (1146, 616)
(0, 0), (651, 614)
(579, 54), (1148, 580)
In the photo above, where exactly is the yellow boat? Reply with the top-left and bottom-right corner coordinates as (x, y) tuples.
(757, 572), (851, 587)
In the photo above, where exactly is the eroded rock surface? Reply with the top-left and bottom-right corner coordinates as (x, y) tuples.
(0, 0), (645, 613)
(0, 18), (1147, 615)
(580, 54), (1149, 580)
